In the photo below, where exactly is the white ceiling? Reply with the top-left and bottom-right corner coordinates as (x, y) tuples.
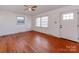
(0, 5), (68, 16)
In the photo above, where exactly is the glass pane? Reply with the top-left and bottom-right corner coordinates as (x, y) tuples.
(17, 16), (25, 24)
(41, 16), (48, 27)
(17, 17), (24, 20)
(41, 23), (48, 27)
(41, 16), (48, 20)
(63, 13), (74, 20)
(69, 13), (74, 19)
(63, 14), (67, 20)
(36, 17), (40, 27)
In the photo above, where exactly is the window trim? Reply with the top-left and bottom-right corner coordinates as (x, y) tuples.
(16, 16), (25, 25)
(35, 17), (41, 27)
(62, 13), (74, 20)
(40, 16), (48, 27)
(35, 16), (48, 27)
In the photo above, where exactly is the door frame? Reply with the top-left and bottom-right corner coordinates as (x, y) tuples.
(59, 9), (78, 41)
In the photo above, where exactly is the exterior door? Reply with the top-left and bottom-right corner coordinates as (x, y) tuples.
(60, 10), (77, 41)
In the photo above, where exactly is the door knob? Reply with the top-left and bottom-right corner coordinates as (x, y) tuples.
(60, 25), (62, 28)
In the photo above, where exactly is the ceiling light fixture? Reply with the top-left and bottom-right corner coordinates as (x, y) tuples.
(24, 5), (37, 12)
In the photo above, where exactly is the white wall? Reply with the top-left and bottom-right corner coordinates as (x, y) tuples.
(77, 12), (79, 40)
(0, 10), (32, 36)
(32, 5), (79, 42)
(32, 12), (60, 37)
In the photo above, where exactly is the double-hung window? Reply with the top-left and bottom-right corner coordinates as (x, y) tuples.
(36, 17), (41, 27)
(41, 16), (48, 27)
(35, 16), (48, 27)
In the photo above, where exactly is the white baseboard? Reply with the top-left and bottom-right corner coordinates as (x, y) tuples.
(0, 29), (31, 36)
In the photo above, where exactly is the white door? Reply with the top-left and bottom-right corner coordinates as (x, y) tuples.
(60, 11), (77, 41)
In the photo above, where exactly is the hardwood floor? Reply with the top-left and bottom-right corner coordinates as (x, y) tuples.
(0, 31), (79, 53)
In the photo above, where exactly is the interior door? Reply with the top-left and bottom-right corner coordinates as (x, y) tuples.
(60, 11), (77, 40)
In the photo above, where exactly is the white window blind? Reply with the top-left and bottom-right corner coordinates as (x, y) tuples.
(35, 16), (48, 27)
(41, 16), (48, 27)
(36, 17), (41, 27)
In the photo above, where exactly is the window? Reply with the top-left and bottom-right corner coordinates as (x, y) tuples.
(41, 16), (48, 27)
(35, 16), (48, 27)
(16, 16), (25, 25)
(63, 13), (74, 20)
(35, 17), (41, 27)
